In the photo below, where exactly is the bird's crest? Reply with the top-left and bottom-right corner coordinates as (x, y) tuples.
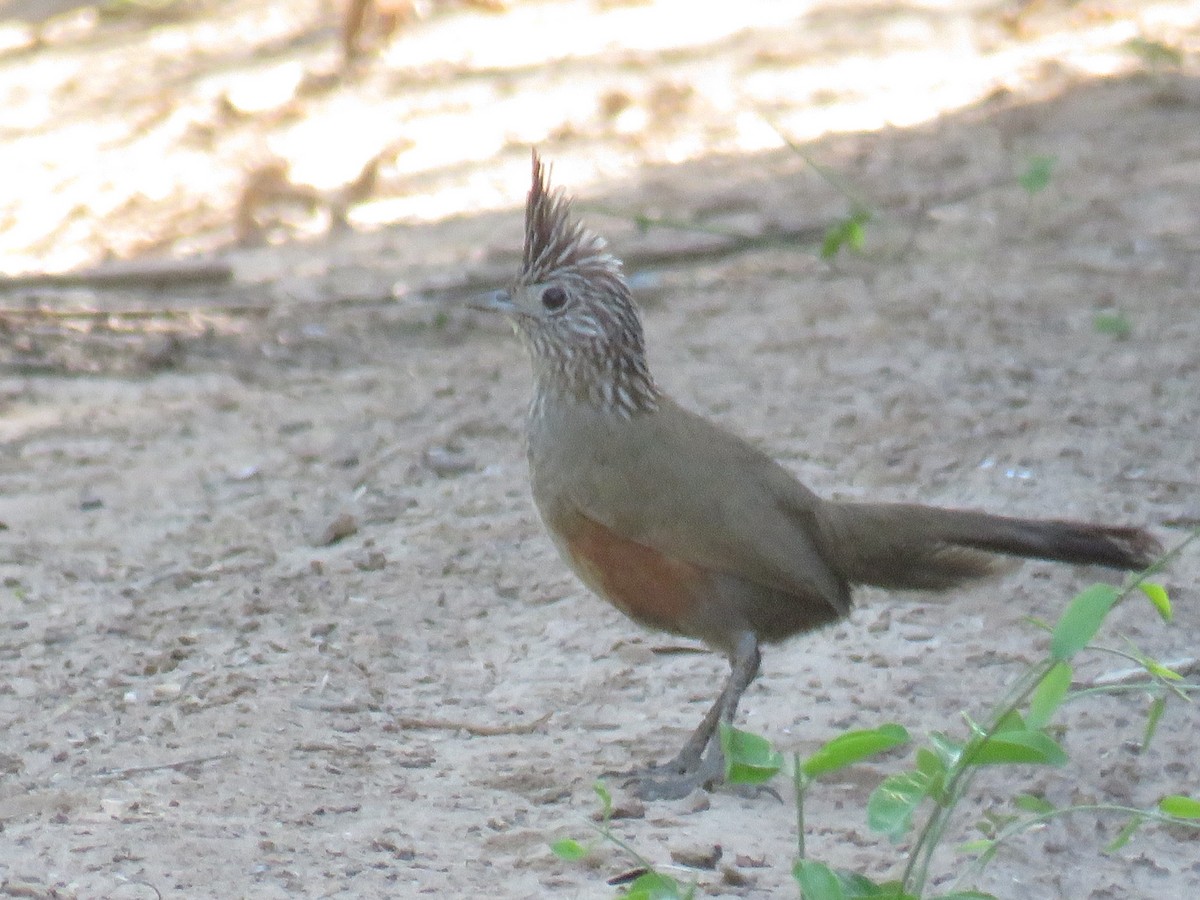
(522, 151), (615, 283)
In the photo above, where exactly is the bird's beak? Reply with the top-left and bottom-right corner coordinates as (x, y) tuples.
(468, 290), (515, 313)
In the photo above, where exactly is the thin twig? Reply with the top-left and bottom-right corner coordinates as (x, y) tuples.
(1086, 657), (1200, 687)
(390, 712), (552, 736)
(93, 752), (231, 780)
(1119, 473), (1200, 490)
(761, 112), (874, 212)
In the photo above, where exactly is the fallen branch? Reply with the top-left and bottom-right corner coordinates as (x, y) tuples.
(0, 258), (233, 291)
(0, 303), (269, 321)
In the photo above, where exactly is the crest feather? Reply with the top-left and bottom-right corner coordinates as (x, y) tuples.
(523, 150), (613, 282)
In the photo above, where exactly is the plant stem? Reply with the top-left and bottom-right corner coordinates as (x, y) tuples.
(902, 529), (1197, 894)
(793, 755), (807, 861)
(1067, 682), (1199, 702)
(578, 204), (749, 239)
(902, 659), (1054, 892)
(955, 803), (1200, 891)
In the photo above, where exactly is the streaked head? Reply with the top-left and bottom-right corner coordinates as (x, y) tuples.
(479, 150), (658, 417)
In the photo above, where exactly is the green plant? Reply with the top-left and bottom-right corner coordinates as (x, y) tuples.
(551, 782), (695, 899)
(1017, 155), (1056, 196)
(1123, 37), (1184, 69)
(1094, 310), (1132, 339)
(765, 117), (876, 262)
(550, 531), (1198, 898)
(820, 208), (872, 260)
(740, 533), (1199, 898)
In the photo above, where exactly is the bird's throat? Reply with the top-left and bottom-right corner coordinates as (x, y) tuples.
(528, 342), (660, 422)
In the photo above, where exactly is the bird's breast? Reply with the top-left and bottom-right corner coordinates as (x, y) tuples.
(549, 510), (707, 637)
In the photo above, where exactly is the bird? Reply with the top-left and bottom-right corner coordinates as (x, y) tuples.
(473, 150), (1161, 799)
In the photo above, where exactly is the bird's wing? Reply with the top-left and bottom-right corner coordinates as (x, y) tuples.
(530, 397), (851, 616)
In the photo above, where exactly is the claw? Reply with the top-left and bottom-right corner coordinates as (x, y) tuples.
(617, 744), (726, 800)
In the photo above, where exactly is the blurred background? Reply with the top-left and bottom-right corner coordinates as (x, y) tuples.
(1, 0), (1195, 273)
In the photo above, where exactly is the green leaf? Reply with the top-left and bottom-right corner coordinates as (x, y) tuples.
(874, 883), (920, 900)
(928, 732), (963, 768)
(549, 838), (587, 861)
(914, 748), (947, 802)
(1018, 155), (1056, 194)
(1142, 657), (1183, 682)
(837, 873), (914, 899)
(1012, 793), (1055, 815)
(1050, 583), (1121, 660)
(792, 871), (914, 899)
(1159, 795), (1200, 819)
(623, 871), (686, 900)
(1105, 815), (1144, 852)
(975, 809), (1016, 838)
(594, 780), (613, 820)
(720, 723), (783, 785)
(1093, 311), (1132, 339)
(794, 860), (846, 900)
(821, 208), (872, 259)
(915, 747), (946, 778)
(958, 837), (1001, 870)
(1142, 695), (1167, 751)
(623, 870), (686, 900)
(991, 709), (1026, 734)
(1027, 661), (1072, 729)
(801, 724), (910, 778)
(1138, 582), (1172, 622)
(969, 730), (1068, 767)
(1124, 36), (1184, 67)
(1119, 636), (1184, 684)
(868, 769), (931, 841)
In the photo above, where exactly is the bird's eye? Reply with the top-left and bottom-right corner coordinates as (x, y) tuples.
(541, 286), (567, 311)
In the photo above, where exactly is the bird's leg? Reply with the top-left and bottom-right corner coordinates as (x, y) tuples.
(627, 631), (761, 800)
(658, 631), (761, 773)
(654, 684), (727, 775)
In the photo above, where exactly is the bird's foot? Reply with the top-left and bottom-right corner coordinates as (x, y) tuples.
(621, 748), (726, 801)
(608, 746), (784, 802)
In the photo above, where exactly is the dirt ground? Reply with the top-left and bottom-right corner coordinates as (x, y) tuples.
(2, 0), (1199, 897)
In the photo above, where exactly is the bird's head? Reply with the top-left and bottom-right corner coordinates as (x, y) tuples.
(477, 151), (658, 417)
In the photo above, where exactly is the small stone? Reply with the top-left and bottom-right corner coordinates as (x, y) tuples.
(313, 511), (357, 546)
(722, 865), (752, 886)
(670, 843), (721, 869)
(866, 608), (891, 633)
(422, 446), (476, 477)
(355, 549), (386, 571)
(734, 853), (769, 868)
(152, 683), (183, 701)
(609, 796), (645, 820)
(0, 753), (23, 775)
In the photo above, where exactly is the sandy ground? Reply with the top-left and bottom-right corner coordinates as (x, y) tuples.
(1, 1), (1199, 897)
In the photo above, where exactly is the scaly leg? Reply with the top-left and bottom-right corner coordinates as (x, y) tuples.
(628, 631), (761, 800)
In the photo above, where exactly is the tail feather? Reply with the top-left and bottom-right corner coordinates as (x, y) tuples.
(818, 502), (1160, 591)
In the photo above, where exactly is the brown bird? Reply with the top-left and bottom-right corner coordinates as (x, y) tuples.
(475, 151), (1160, 799)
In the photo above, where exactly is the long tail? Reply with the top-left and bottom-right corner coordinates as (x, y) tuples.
(816, 501), (1161, 591)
